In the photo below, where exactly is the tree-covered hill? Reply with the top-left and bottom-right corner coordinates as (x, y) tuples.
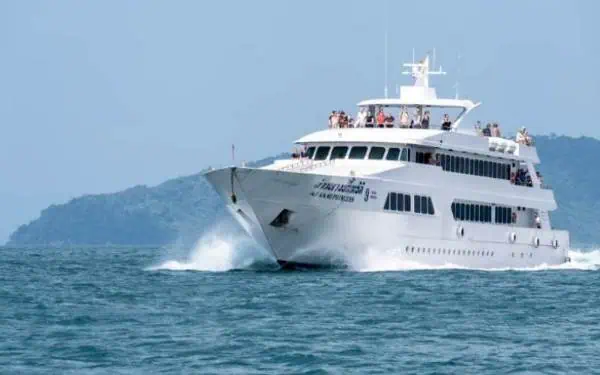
(6, 137), (600, 247)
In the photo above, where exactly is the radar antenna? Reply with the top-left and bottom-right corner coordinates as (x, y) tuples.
(402, 51), (446, 88)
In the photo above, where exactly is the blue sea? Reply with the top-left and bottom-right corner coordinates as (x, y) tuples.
(2, 227), (600, 374)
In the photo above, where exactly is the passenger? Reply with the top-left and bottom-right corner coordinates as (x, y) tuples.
(328, 111), (336, 128)
(331, 111), (340, 128)
(339, 111), (348, 128)
(512, 211), (517, 224)
(536, 171), (543, 185)
(365, 107), (375, 128)
(421, 111), (430, 129)
(516, 127), (527, 144)
(482, 123), (492, 137)
(399, 107), (410, 128)
(441, 114), (452, 131)
(412, 109), (422, 129)
(376, 108), (386, 128)
(348, 116), (354, 128)
(355, 108), (367, 128)
(384, 114), (395, 128)
(493, 123), (502, 137)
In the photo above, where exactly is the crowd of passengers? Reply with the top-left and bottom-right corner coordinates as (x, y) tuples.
(328, 107), (452, 130)
(328, 108), (534, 146)
(475, 122), (533, 145)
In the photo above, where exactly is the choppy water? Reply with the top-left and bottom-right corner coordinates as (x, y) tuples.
(2, 227), (600, 374)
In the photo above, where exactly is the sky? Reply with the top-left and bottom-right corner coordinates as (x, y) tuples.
(0, 0), (599, 244)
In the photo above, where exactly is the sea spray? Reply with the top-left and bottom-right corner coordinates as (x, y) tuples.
(147, 221), (276, 272)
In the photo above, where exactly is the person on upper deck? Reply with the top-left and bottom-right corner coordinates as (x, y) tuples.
(355, 107), (367, 128)
(421, 110), (430, 129)
(491, 123), (502, 137)
(384, 114), (395, 128)
(330, 111), (340, 128)
(516, 127), (532, 145)
(441, 114), (452, 131)
(474, 120), (483, 135)
(376, 108), (386, 128)
(412, 109), (422, 129)
(399, 107), (410, 128)
(482, 123), (492, 137)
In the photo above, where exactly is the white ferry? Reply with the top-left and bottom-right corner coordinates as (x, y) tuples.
(205, 55), (570, 269)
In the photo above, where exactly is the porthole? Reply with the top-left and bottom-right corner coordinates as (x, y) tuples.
(467, 250), (471, 256)
(521, 252), (524, 258)
(491, 252), (494, 256)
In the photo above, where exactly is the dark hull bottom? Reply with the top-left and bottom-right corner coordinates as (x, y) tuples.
(277, 260), (347, 270)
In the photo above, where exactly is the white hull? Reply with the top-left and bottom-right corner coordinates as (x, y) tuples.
(205, 166), (570, 268)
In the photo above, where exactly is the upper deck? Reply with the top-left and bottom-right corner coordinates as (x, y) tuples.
(295, 128), (539, 163)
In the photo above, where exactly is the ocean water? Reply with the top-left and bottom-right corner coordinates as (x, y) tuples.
(2, 229), (600, 374)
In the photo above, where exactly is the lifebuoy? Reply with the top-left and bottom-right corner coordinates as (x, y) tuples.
(552, 239), (559, 249)
(457, 226), (465, 238)
(509, 232), (517, 243)
(533, 237), (540, 248)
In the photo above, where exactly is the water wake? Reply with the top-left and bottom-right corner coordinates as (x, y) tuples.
(147, 223), (276, 272)
(350, 248), (600, 273)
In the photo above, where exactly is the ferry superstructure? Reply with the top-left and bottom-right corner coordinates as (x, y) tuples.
(205, 55), (570, 269)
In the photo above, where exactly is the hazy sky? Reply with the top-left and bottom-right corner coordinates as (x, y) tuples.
(1, 0), (598, 243)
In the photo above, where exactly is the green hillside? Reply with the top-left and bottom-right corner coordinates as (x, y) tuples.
(6, 138), (599, 247)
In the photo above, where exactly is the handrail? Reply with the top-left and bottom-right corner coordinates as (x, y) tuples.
(278, 158), (335, 172)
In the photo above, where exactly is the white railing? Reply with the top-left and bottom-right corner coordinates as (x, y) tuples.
(278, 158), (335, 172)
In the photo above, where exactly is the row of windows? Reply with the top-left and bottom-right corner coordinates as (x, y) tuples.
(405, 246), (495, 257)
(440, 154), (511, 180)
(414, 195), (435, 215)
(384, 192), (411, 212)
(306, 145), (410, 162)
(495, 206), (514, 224)
(383, 193), (435, 215)
(451, 202), (515, 225)
(451, 202), (493, 223)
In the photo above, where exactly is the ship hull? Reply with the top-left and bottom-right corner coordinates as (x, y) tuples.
(205, 167), (570, 269)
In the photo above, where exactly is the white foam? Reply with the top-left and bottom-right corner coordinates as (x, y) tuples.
(349, 248), (600, 273)
(147, 222), (275, 272)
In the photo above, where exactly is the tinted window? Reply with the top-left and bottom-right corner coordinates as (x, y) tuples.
(314, 146), (330, 160)
(398, 193), (404, 211)
(414, 195), (421, 213)
(305, 147), (316, 159)
(400, 149), (409, 161)
(369, 147), (386, 160)
(386, 148), (400, 161)
(421, 196), (427, 214)
(348, 146), (368, 159)
(478, 160), (484, 176)
(427, 198), (435, 215)
(390, 192), (397, 211)
(404, 194), (411, 211)
(330, 146), (348, 160)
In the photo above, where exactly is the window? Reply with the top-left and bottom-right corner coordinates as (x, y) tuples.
(483, 161), (489, 177)
(474, 159), (479, 175)
(452, 201), (493, 223)
(348, 146), (368, 159)
(386, 148), (400, 161)
(330, 146), (348, 160)
(314, 146), (330, 160)
(478, 160), (484, 176)
(413, 195), (434, 215)
(368, 147), (386, 160)
(401, 149), (409, 161)
(305, 147), (316, 159)
(492, 162), (497, 178)
(459, 157), (465, 173)
(469, 159), (474, 175)
(384, 192), (411, 213)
